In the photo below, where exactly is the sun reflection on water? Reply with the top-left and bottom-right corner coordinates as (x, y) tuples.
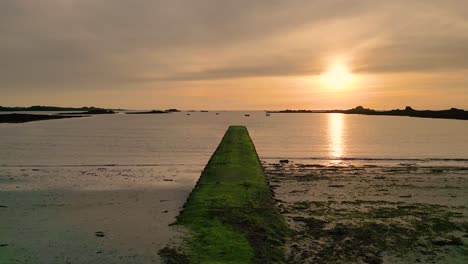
(328, 113), (345, 160)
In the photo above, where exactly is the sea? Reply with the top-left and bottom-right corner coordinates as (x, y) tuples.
(1, 111), (467, 167)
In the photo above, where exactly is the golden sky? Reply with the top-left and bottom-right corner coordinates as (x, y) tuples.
(1, 0), (467, 110)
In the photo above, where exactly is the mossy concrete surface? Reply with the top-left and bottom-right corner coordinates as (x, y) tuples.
(161, 126), (288, 264)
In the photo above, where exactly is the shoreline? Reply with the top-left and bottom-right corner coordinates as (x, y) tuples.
(0, 164), (202, 264)
(1, 119), (467, 263)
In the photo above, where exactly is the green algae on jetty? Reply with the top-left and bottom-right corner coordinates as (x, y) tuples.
(160, 126), (288, 263)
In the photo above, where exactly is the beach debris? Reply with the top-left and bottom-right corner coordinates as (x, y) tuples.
(289, 189), (307, 194)
(399, 163), (417, 167)
(95, 231), (105, 237)
(399, 194), (412, 198)
(328, 184), (345, 188)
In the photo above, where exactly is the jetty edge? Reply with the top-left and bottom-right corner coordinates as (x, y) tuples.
(160, 126), (289, 263)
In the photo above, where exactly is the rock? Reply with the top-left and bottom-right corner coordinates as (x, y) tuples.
(416, 239), (432, 253)
(279, 159), (289, 164)
(85, 109), (115, 114)
(363, 253), (382, 264)
(126, 110), (167, 114)
(431, 236), (462, 246)
(416, 239), (431, 248)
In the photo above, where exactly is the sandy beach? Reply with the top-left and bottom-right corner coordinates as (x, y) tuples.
(264, 160), (468, 263)
(0, 165), (201, 263)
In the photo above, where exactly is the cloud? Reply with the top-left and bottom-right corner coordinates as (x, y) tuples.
(0, 0), (467, 94)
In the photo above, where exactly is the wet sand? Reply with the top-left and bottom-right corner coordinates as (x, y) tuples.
(264, 160), (468, 263)
(0, 165), (201, 263)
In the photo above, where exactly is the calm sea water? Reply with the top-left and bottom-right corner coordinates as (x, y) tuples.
(1, 111), (467, 167)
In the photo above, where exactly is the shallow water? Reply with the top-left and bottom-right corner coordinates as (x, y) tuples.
(1, 111), (467, 166)
(1, 111), (467, 263)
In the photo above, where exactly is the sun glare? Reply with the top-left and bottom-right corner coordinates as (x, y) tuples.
(320, 63), (353, 89)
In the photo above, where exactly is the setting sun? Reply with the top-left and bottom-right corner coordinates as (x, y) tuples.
(320, 63), (353, 89)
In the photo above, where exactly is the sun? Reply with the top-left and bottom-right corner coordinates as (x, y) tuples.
(320, 63), (353, 89)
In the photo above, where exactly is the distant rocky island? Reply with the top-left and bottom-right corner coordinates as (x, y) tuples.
(126, 109), (180, 114)
(0, 114), (85, 123)
(0, 106), (183, 122)
(270, 106), (468, 120)
(0, 105), (121, 112)
(0, 106), (117, 123)
(59, 108), (115, 115)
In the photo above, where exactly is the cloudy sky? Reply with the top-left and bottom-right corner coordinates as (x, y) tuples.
(1, 0), (467, 110)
